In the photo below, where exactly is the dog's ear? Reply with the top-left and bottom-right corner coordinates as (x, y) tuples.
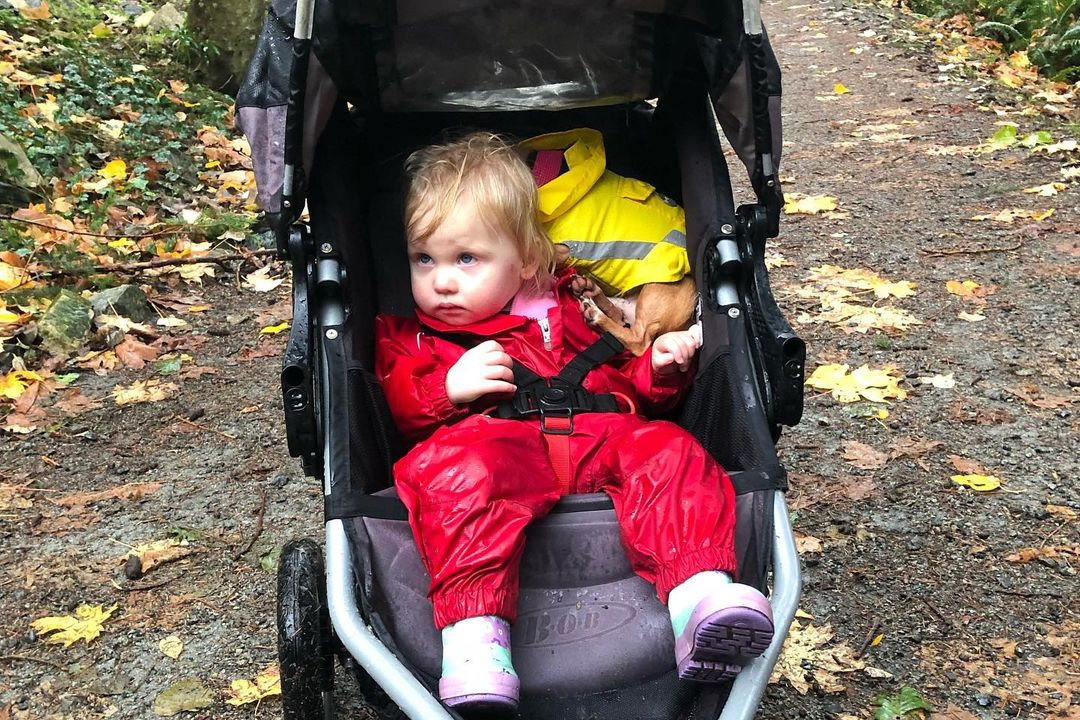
(553, 242), (572, 269)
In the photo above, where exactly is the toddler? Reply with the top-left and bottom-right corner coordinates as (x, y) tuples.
(375, 132), (773, 713)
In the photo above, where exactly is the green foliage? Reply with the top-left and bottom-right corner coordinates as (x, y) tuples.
(872, 687), (933, 720)
(907, 0), (1080, 81)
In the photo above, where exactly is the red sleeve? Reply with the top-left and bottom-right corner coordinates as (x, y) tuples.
(618, 349), (694, 414)
(375, 315), (469, 444)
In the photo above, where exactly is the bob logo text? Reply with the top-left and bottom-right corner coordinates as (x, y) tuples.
(514, 601), (636, 648)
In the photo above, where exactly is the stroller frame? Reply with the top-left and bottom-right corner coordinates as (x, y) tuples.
(248, 0), (806, 718)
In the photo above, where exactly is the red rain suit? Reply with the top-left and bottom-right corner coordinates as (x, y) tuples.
(375, 271), (737, 629)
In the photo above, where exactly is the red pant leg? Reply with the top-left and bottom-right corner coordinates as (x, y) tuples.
(574, 414), (738, 603)
(394, 415), (561, 629)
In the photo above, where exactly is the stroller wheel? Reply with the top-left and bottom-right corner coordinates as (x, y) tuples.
(278, 539), (335, 720)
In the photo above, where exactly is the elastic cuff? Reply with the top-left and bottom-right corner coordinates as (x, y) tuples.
(654, 546), (738, 604)
(433, 586), (518, 630)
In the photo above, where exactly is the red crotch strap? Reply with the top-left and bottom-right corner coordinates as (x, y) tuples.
(541, 416), (573, 495)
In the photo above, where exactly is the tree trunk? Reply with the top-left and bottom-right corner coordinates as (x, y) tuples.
(186, 0), (270, 94)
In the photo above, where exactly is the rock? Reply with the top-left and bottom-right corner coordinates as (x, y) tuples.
(121, 1), (144, 14)
(90, 284), (151, 323)
(147, 2), (183, 31)
(39, 290), (93, 356)
(0, 133), (44, 187)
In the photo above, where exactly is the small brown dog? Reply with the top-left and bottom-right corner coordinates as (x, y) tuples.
(555, 244), (698, 357)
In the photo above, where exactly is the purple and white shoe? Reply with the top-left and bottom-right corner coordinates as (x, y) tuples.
(674, 583), (775, 683)
(439, 615), (520, 713)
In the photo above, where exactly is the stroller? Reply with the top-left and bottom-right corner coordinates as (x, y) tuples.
(236, 1), (806, 719)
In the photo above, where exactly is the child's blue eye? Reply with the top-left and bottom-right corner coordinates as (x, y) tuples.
(459, 253), (476, 265)
(416, 253), (432, 265)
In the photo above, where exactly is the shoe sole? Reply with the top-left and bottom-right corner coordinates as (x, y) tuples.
(440, 672), (520, 712)
(677, 605), (774, 683)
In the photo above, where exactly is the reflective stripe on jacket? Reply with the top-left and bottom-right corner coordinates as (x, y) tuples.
(519, 128), (689, 296)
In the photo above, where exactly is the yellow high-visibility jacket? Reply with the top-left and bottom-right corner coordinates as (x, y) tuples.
(519, 128), (689, 297)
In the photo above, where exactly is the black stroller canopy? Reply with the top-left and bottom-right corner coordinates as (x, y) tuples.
(240, 0), (761, 112)
(237, 0), (782, 232)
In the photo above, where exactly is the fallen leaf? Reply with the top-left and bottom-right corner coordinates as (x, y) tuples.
(1045, 505), (1077, 520)
(124, 538), (195, 574)
(260, 321), (290, 334)
(0, 370), (43, 400)
(807, 364), (907, 403)
(770, 619), (890, 694)
(948, 455), (988, 475)
(842, 440), (888, 469)
(225, 664), (282, 706)
(153, 678), (213, 716)
(31, 603), (118, 646)
(970, 208), (1054, 223)
(159, 635), (183, 659)
(795, 533), (824, 554)
(112, 379), (178, 405)
(784, 194), (839, 215)
(918, 373), (956, 389)
(951, 474), (1002, 492)
(243, 266), (286, 293)
(1005, 545), (1079, 563)
(114, 337), (159, 369)
(53, 482), (162, 507)
(1023, 182), (1068, 197)
(1004, 385), (1076, 409)
(834, 82), (851, 95)
(957, 311), (986, 322)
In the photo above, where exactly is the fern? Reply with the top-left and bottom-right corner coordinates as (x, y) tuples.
(975, 20), (1023, 42)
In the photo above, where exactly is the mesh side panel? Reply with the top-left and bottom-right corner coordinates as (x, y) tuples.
(347, 366), (402, 494)
(679, 348), (780, 475)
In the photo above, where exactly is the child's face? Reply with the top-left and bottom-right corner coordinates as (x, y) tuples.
(409, 196), (535, 326)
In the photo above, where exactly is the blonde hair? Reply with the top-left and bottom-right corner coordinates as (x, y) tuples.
(404, 132), (554, 288)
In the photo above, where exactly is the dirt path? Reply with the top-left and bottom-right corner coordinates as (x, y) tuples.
(1, 1), (1076, 719)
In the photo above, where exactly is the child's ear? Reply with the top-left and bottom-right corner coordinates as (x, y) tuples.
(520, 259), (540, 281)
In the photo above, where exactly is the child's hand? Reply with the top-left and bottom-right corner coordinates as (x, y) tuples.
(651, 327), (701, 375)
(446, 340), (516, 405)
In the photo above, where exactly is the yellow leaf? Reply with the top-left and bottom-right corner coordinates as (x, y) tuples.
(31, 604), (118, 647)
(784, 194), (839, 215)
(159, 635), (183, 659)
(946, 279), (980, 296)
(807, 363), (907, 404)
(225, 665), (282, 705)
(112, 379), (178, 405)
(770, 620), (889, 695)
(970, 208), (1054, 223)
(90, 22), (112, 38)
(1062, 166), (1080, 180)
(1023, 182), (1067, 196)
(35, 94), (58, 123)
(871, 634), (884, 647)
(98, 159), (127, 182)
(0, 370), (43, 400)
(261, 321), (290, 334)
(958, 311), (986, 322)
(0, 261), (33, 292)
(951, 474), (1001, 492)
(833, 82), (851, 95)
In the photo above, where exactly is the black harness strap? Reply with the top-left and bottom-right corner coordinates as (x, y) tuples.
(493, 331), (626, 427)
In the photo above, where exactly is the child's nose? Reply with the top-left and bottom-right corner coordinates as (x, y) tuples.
(433, 267), (457, 293)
